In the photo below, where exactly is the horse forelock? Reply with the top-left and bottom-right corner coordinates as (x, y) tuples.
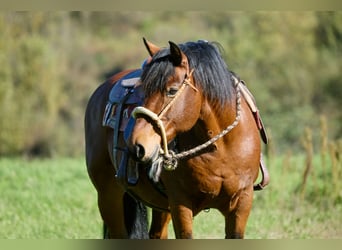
(141, 48), (174, 98)
(141, 41), (235, 107)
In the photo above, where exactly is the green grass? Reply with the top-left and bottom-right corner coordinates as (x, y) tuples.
(168, 154), (342, 239)
(0, 157), (101, 239)
(0, 155), (341, 239)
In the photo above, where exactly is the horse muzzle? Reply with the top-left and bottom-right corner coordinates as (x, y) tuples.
(130, 141), (160, 164)
(127, 106), (163, 163)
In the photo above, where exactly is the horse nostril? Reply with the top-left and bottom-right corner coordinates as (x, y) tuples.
(135, 144), (145, 160)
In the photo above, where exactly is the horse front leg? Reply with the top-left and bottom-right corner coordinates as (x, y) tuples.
(170, 204), (194, 239)
(149, 210), (172, 239)
(224, 186), (254, 239)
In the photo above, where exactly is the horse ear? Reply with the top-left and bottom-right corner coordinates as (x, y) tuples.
(143, 37), (160, 56)
(169, 41), (182, 66)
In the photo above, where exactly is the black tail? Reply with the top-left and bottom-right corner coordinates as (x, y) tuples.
(102, 192), (149, 239)
(103, 223), (109, 239)
(123, 192), (149, 239)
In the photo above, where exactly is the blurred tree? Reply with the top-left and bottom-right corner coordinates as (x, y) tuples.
(0, 11), (341, 156)
(313, 12), (342, 138)
(0, 13), (63, 156)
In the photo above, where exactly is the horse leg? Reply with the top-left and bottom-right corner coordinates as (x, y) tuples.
(170, 204), (194, 239)
(149, 210), (172, 239)
(224, 186), (254, 239)
(95, 172), (128, 238)
(91, 166), (149, 239)
(86, 154), (131, 238)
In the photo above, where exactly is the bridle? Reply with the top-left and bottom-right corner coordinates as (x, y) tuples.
(132, 69), (242, 182)
(158, 69), (197, 118)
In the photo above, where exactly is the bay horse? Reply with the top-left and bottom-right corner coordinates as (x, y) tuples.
(85, 38), (268, 239)
(127, 39), (268, 238)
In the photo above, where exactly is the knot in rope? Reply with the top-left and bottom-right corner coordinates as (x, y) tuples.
(162, 150), (178, 171)
(149, 150), (178, 182)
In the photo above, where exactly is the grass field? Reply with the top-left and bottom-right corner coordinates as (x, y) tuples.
(0, 155), (341, 239)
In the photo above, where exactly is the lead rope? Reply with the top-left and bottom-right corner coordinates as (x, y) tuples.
(164, 78), (241, 168)
(132, 75), (242, 182)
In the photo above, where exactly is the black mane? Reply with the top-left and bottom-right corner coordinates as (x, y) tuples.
(141, 40), (234, 106)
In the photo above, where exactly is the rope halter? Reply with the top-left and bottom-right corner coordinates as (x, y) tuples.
(132, 71), (242, 182)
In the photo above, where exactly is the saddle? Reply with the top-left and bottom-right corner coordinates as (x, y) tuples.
(102, 70), (269, 189)
(238, 80), (268, 144)
(102, 69), (144, 186)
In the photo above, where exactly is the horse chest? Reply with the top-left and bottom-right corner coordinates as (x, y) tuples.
(170, 155), (244, 199)
(177, 162), (224, 198)
(197, 178), (222, 198)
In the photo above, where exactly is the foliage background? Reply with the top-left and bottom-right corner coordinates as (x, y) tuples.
(0, 11), (341, 239)
(0, 11), (341, 157)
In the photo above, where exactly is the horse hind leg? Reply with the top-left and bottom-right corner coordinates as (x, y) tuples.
(88, 160), (147, 238)
(97, 181), (149, 239)
(96, 177), (128, 238)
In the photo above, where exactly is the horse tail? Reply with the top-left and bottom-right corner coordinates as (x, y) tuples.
(103, 223), (109, 239)
(123, 192), (149, 239)
(102, 193), (149, 239)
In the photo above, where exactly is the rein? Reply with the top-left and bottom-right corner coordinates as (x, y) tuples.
(132, 72), (242, 182)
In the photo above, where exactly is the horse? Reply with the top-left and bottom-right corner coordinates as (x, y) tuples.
(85, 38), (268, 239)
(126, 39), (268, 239)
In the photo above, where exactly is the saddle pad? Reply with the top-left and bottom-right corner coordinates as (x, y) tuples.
(108, 69), (143, 104)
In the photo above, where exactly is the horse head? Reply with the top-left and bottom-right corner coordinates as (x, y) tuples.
(128, 39), (203, 165)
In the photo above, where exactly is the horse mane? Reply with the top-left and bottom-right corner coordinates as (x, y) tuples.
(141, 40), (235, 107)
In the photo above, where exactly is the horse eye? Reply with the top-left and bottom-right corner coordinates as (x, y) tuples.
(166, 88), (178, 97)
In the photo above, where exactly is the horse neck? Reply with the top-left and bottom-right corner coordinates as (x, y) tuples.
(198, 99), (237, 136)
(175, 98), (237, 154)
